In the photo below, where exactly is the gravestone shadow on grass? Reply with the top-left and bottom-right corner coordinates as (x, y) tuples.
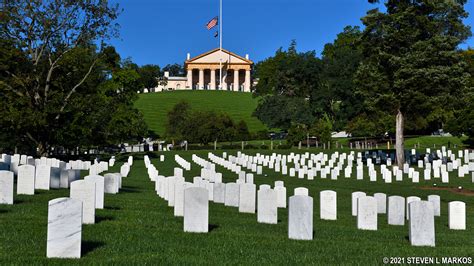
(104, 206), (121, 211)
(82, 241), (105, 257)
(209, 224), (219, 232)
(120, 186), (141, 193)
(95, 215), (115, 224)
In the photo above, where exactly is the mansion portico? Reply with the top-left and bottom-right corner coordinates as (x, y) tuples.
(162, 48), (253, 92)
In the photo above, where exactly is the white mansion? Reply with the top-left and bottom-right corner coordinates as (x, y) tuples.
(153, 48), (253, 92)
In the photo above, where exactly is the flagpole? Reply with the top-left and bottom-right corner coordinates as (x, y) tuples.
(219, 0), (222, 90)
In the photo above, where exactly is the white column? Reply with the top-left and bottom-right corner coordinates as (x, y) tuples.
(210, 69), (216, 90)
(187, 69), (193, 89)
(199, 69), (204, 90)
(244, 70), (251, 92)
(233, 69), (239, 91)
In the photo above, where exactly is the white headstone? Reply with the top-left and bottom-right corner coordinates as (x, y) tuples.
(294, 187), (308, 196)
(0, 171), (14, 204)
(84, 175), (105, 209)
(239, 183), (256, 213)
(183, 187), (208, 233)
(104, 173), (119, 194)
(46, 198), (82, 258)
(167, 176), (177, 207)
(374, 193), (387, 214)
(288, 195), (313, 240)
(257, 188), (277, 224)
(357, 196), (377, 230)
(17, 165), (35, 195)
(352, 191), (366, 216)
(213, 183), (226, 204)
(388, 196), (405, 225)
(406, 196), (421, 219)
(427, 195), (441, 217)
(320, 190), (337, 220)
(224, 183), (240, 207)
(448, 201), (466, 230)
(174, 180), (188, 217)
(70, 180), (96, 224)
(409, 201), (435, 247)
(275, 186), (287, 208)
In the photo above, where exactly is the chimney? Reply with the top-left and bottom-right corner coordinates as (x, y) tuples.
(164, 71), (169, 78)
(187, 53), (191, 60)
(245, 54), (249, 60)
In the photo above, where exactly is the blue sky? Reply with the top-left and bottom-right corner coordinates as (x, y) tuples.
(109, 0), (474, 67)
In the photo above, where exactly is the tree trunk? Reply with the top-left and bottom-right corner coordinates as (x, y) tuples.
(37, 142), (48, 157)
(395, 110), (405, 168)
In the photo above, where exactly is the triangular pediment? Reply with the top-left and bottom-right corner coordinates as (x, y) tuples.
(187, 48), (253, 64)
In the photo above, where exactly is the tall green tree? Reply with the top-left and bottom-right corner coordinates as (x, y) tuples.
(356, 0), (471, 166)
(137, 64), (160, 90)
(0, 1), (148, 155)
(446, 48), (474, 146)
(165, 100), (191, 140)
(320, 26), (364, 130)
(253, 41), (321, 130)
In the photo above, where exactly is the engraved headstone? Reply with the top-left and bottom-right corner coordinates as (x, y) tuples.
(46, 198), (82, 258)
(357, 196), (377, 230)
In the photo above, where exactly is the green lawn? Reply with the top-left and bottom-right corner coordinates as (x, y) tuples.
(1, 150), (473, 264)
(134, 91), (267, 136)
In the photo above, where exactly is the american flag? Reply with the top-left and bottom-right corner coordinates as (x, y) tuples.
(206, 16), (218, 30)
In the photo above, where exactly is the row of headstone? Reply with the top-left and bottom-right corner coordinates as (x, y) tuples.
(351, 191), (466, 246)
(175, 155), (191, 171)
(46, 160), (128, 259)
(239, 149), (473, 185)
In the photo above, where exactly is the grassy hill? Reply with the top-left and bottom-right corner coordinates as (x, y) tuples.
(135, 91), (267, 136)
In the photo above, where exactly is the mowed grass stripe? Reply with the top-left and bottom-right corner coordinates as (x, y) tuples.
(134, 91), (267, 136)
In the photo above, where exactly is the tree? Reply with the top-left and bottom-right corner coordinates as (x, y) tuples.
(1, 1), (148, 155)
(137, 64), (161, 90)
(0, 0), (122, 155)
(253, 95), (314, 130)
(446, 48), (474, 146)
(320, 26), (364, 130)
(254, 40), (321, 98)
(286, 123), (308, 146)
(165, 100), (191, 140)
(356, 0), (471, 167)
(309, 114), (333, 145)
(162, 63), (185, 77)
(165, 102), (245, 145)
(253, 41), (321, 130)
(236, 120), (250, 141)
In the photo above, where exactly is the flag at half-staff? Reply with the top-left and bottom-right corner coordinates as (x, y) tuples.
(206, 16), (218, 30)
